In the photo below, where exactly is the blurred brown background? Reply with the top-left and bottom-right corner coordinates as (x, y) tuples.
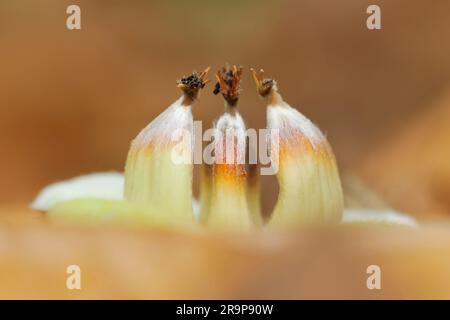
(1, 0), (450, 218)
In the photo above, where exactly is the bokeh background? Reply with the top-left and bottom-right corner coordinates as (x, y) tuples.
(1, 0), (450, 219)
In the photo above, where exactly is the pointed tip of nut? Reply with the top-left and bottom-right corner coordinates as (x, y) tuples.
(214, 64), (243, 107)
(251, 67), (276, 98)
(177, 67), (211, 105)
